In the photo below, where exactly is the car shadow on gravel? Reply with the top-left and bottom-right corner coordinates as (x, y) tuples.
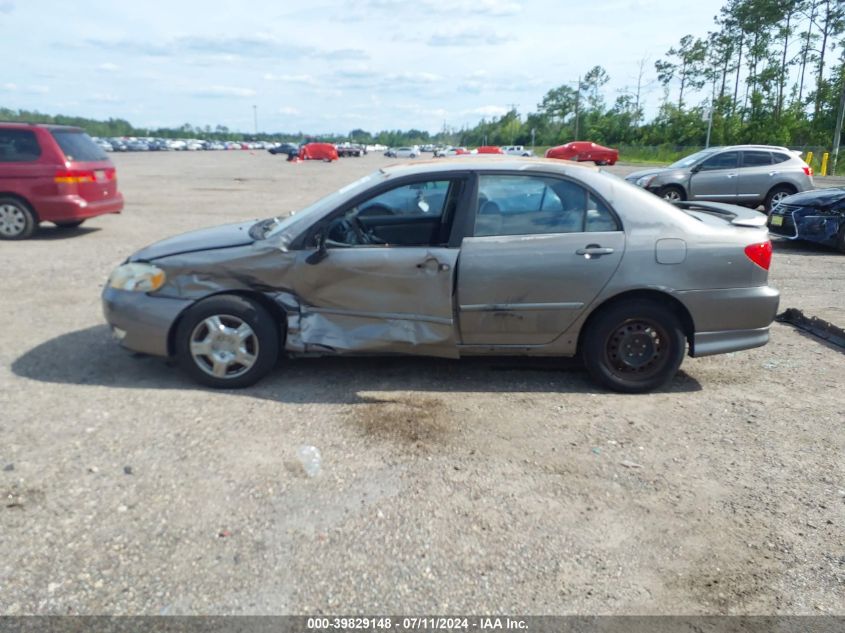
(11, 325), (702, 402)
(29, 226), (102, 240)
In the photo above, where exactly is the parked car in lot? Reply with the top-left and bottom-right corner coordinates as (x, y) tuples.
(546, 141), (619, 165)
(434, 146), (469, 157)
(0, 123), (124, 239)
(476, 146), (505, 154)
(391, 147), (419, 159)
(102, 158), (778, 393)
(626, 145), (813, 212)
(768, 187), (845, 253)
(336, 143), (366, 157)
(268, 142), (300, 157)
(502, 145), (534, 157)
(298, 142), (338, 161)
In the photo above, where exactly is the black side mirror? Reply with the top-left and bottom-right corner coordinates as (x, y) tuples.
(690, 163), (702, 173)
(306, 230), (329, 265)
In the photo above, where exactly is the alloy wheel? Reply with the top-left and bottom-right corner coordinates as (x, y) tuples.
(189, 314), (259, 379)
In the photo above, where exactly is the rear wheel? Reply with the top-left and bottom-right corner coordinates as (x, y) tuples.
(0, 197), (37, 240)
(658, 185), (685, 203)
(764, 185), (795, 213)
(582, 300), (686, 393)
(175, 295), (280, 389)
(54, 219), (85, 229)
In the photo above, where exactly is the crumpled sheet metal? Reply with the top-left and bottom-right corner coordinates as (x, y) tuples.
(157, 243), (459, 358)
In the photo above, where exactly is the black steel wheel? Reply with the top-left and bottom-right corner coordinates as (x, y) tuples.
(582, 300), (686, 393)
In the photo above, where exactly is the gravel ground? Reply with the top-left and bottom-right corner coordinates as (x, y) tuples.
(1, 151), (843, 615)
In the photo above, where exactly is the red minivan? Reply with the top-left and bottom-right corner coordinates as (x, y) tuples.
(0, 123), (124, 239)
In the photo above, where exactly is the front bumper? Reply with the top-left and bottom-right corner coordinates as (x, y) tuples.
(102, 286), (193, 357)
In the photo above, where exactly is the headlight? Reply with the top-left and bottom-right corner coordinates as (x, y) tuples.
(636, 175), (654, 188)
(108, 263), (166, 292)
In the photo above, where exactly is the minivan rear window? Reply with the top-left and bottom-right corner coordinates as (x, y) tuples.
(51, 130), (107, 162)
(0, 129), (41, 162)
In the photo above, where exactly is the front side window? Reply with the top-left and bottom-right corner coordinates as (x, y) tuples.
(0, 130), (41, 162)
(358, 180), (450, 217)
(474, 174), (619, 237)
(699, 151), (739, 171)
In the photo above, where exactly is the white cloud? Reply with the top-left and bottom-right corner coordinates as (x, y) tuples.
(99, 62), (119, 72)
(428, 29), (513, 47)
(193, 85), (256, 98)
(278, 106), (300, 115)
(264, 73), (317, 85)
(466, 105), (509, 117)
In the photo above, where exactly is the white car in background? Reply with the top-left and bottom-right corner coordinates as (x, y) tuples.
(502, 145), (534, 157)
(392, 147), (419, 158)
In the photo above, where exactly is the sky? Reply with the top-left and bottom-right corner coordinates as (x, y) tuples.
(0, 0), (727, 135)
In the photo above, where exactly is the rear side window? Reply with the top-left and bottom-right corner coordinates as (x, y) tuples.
(50, 130), (107, 162)
(0, 129), (41, 162)
(771, 152), (792, 164)
(742, 151), (772, 167)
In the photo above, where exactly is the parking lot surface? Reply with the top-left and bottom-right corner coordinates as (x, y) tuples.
(1, 151), (843, 614)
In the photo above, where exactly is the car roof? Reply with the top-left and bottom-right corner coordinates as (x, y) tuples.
(0, 122), (83, 132)
(380, 156), (595, 178)
(714, 144), (794, 152)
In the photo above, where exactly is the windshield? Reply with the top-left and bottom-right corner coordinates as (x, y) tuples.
(262, 171), (381, 245)
(669, 148), (720, 169)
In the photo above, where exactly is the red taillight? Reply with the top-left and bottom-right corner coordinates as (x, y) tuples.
(803, 165), (813, 177)
(54, 168), (96, 184)
(745, 241), (772, 270)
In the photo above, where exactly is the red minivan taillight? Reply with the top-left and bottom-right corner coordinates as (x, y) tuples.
(55, 168), (96, 183)
(745, 241), (773, 270)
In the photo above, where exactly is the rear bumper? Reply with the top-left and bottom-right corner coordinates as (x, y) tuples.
(674, 285), (780, 357)
(37, 193), (124, 223)
(102, 286), (192, 357)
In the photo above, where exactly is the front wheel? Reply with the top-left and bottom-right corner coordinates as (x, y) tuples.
(582, 300), (686, 393)
(658, 185), (685, 203)
(175, 295), (280, 389)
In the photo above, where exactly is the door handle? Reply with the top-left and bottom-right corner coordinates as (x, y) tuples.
(726, 173), (737, 178)
(416, 257), (450, 272)
(576, 245), (614, 259)
(768, 171), (780, 176)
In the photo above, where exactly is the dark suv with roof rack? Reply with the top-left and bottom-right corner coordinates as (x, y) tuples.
(0, 122), (124, 239)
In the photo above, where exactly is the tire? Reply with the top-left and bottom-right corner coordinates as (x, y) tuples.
(658, 185), (685, 203)
(54, 219), (85, 229)
(581, 299), (686, 393)
(0, 197), (37, 240)
(175, 295), (280, 389)
(764, 185), (795, 213)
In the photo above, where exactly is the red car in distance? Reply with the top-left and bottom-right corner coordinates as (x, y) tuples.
(545, 141), (619, 165)
(0, 122), (124, 240)
(298, 143), (339, 161)
(476, 146), (504, 154)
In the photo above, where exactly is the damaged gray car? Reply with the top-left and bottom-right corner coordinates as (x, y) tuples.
(102, 159), (780, 393)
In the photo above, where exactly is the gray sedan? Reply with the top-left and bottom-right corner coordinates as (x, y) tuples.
(102, 158), (779, 393)
(626, 144), (814, 212)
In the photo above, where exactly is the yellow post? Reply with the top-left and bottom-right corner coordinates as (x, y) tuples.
(806, 150), (814, 170)
(821, 152), (829, 176)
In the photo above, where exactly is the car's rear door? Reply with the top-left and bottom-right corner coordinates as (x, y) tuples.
(290, 176), (469, 357)
(689, 150), (739, 201)
(456, 173), (625, 346)
(736, 150), (774, 205)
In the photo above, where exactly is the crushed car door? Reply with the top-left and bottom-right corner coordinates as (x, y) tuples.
(288, 177), (465, 357)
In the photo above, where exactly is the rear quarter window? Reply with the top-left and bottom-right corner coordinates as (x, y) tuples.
(772, 152), (792, 164)
(0, 129), (42, 162)
(50, 130), (107, 162)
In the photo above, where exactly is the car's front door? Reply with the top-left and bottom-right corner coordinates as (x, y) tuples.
(290, 177), (466, 357)
(456, 173), (625, 346)
(689, 150), (740, 201)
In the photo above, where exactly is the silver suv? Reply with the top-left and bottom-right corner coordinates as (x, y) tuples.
(625, 145), (814, 212)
